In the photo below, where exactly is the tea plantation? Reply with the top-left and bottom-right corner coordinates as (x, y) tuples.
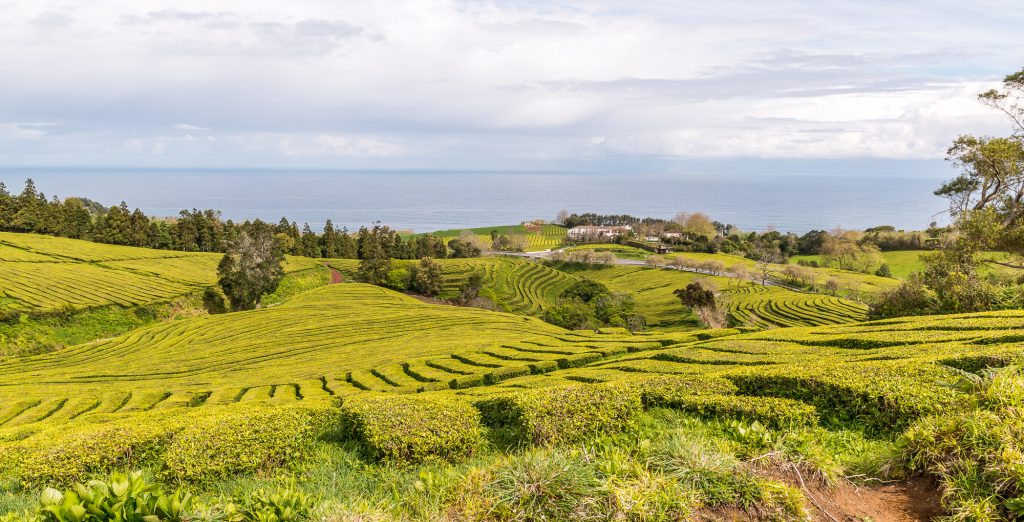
(0, 232), (322, 311)
(3, 235), (1024, 519)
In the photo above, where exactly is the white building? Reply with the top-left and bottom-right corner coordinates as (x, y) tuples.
(567, 225), (633, 241)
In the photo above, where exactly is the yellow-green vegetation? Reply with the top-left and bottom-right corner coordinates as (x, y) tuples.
(0, 233), (321, 312)
(566, 264), (867, 329)
(794, 250), (1022, 280)
(666, 251), (900, 296)
(417, 224), (567, 252)
(3, 275), (1024, 518)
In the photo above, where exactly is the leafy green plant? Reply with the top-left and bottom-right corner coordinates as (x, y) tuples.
(240, 485), (317, 522)
(37, 471), (191, 522)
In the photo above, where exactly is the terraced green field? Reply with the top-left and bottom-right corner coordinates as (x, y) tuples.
(417, 224), (567, 252)
(0, 232), (324, 311)
(0, 283), (659, 427)
(2, 278), (1021, 492)
(572, 264), (867, 329)
(666, 252), (899, 296)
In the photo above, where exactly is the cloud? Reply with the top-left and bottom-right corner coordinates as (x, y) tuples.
(0, 0), (1020, 168)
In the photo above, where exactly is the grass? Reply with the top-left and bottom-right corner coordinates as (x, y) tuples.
(793, 250), (1022, 281)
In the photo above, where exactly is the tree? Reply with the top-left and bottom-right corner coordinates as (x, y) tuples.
(217, 227), (286, 311)
(674, 282), (725, 328)
(447, 237), (482, 258)
(457, 272), (484, 305)
(411, 257), (444, 296)
(560, 279), (610, 302)
(869, 275), (936, 319)
(356, 226), (391, 285)
(555, 209), (569, 225)
(752, 243), (781, 285)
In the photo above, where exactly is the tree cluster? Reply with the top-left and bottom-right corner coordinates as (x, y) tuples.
(542, 279), (645, 331)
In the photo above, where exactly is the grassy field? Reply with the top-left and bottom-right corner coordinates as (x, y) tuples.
(415, 224), (567, 252)
(793, 250), (1022, 280)
(2, 277), (1021, 518)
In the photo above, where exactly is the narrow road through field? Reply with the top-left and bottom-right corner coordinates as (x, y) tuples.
(327, 266), (343, 283)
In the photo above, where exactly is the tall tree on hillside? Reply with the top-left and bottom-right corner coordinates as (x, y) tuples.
(217, 226), (285, 311)
(336, 226), (358, 259)
(0, 183), (13, 229)
(321, 220), (339, 257)
(357, 226), (391, 285)
(11, 179), (49, 233)
(300, 223), (319, 257)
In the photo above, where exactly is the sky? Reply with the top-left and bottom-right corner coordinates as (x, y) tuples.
(0, 0), (1022, 171)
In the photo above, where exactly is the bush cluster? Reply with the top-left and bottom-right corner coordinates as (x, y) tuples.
(339, 394), (483, 463)
(475, 383), (642, 445)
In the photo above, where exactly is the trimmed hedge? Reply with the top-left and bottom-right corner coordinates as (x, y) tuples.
(339, 394), (483, 463)
(726, 362), (963, 434)
(475, 383), (642, 445)
(620, 374), (739, 408)
(665, 394), (819, 429)
(162, 402), (337, 483)
(14, 412), (185, 487)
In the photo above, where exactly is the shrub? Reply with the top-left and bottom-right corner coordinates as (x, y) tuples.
(668, 395), (819, 429)
(338, 394), (483, 463)
(869, 275), (936, 319)
(162, 403), (337, 483)
(15, 413), (186, 487)
(202, 287), (228, 314)
(475, 384), (642, 446)
(623, 374), (739, 408)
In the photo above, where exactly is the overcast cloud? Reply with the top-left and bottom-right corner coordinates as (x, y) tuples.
(0, 0), (1021, 169)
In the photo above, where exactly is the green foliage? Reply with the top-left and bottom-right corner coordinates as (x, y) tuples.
(409, 257), (444, 297)
(558, 279), (610, 302)
(217, 228), (286, 311)
(485, 449), (603, 521)
(475, 384), (642, 446)
(868, 274), (937, 319)
(162, 404), (336, 484)
(202, 287), (228, 314)
(36, 472), (191, 522)
(383, 267), (410, 291)
(239, 485), (317, 522)
(674, 282), (715, 309)
(338, 394), (482, 463)
(900, 369), (1024, 521)
(666, 395), (819, 430)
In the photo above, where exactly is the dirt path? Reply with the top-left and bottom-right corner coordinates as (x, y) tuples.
(327, 266), (343, 283)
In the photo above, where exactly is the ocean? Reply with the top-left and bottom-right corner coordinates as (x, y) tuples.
(0, 168), (952, 234)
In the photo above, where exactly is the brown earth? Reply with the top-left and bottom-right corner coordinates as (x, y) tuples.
(694, 465), (943, 521)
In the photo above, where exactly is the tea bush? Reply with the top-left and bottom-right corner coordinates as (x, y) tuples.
(475, 384), (642, 445)
(338, 394), (483, 463)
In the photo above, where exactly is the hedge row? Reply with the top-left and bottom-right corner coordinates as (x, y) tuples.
(7, 402), (339, 487)
(663, 394), (819, 429)
(338, 394), (483, 463)
(725, 362), (963, 434)
(475, 383), (642, 446)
